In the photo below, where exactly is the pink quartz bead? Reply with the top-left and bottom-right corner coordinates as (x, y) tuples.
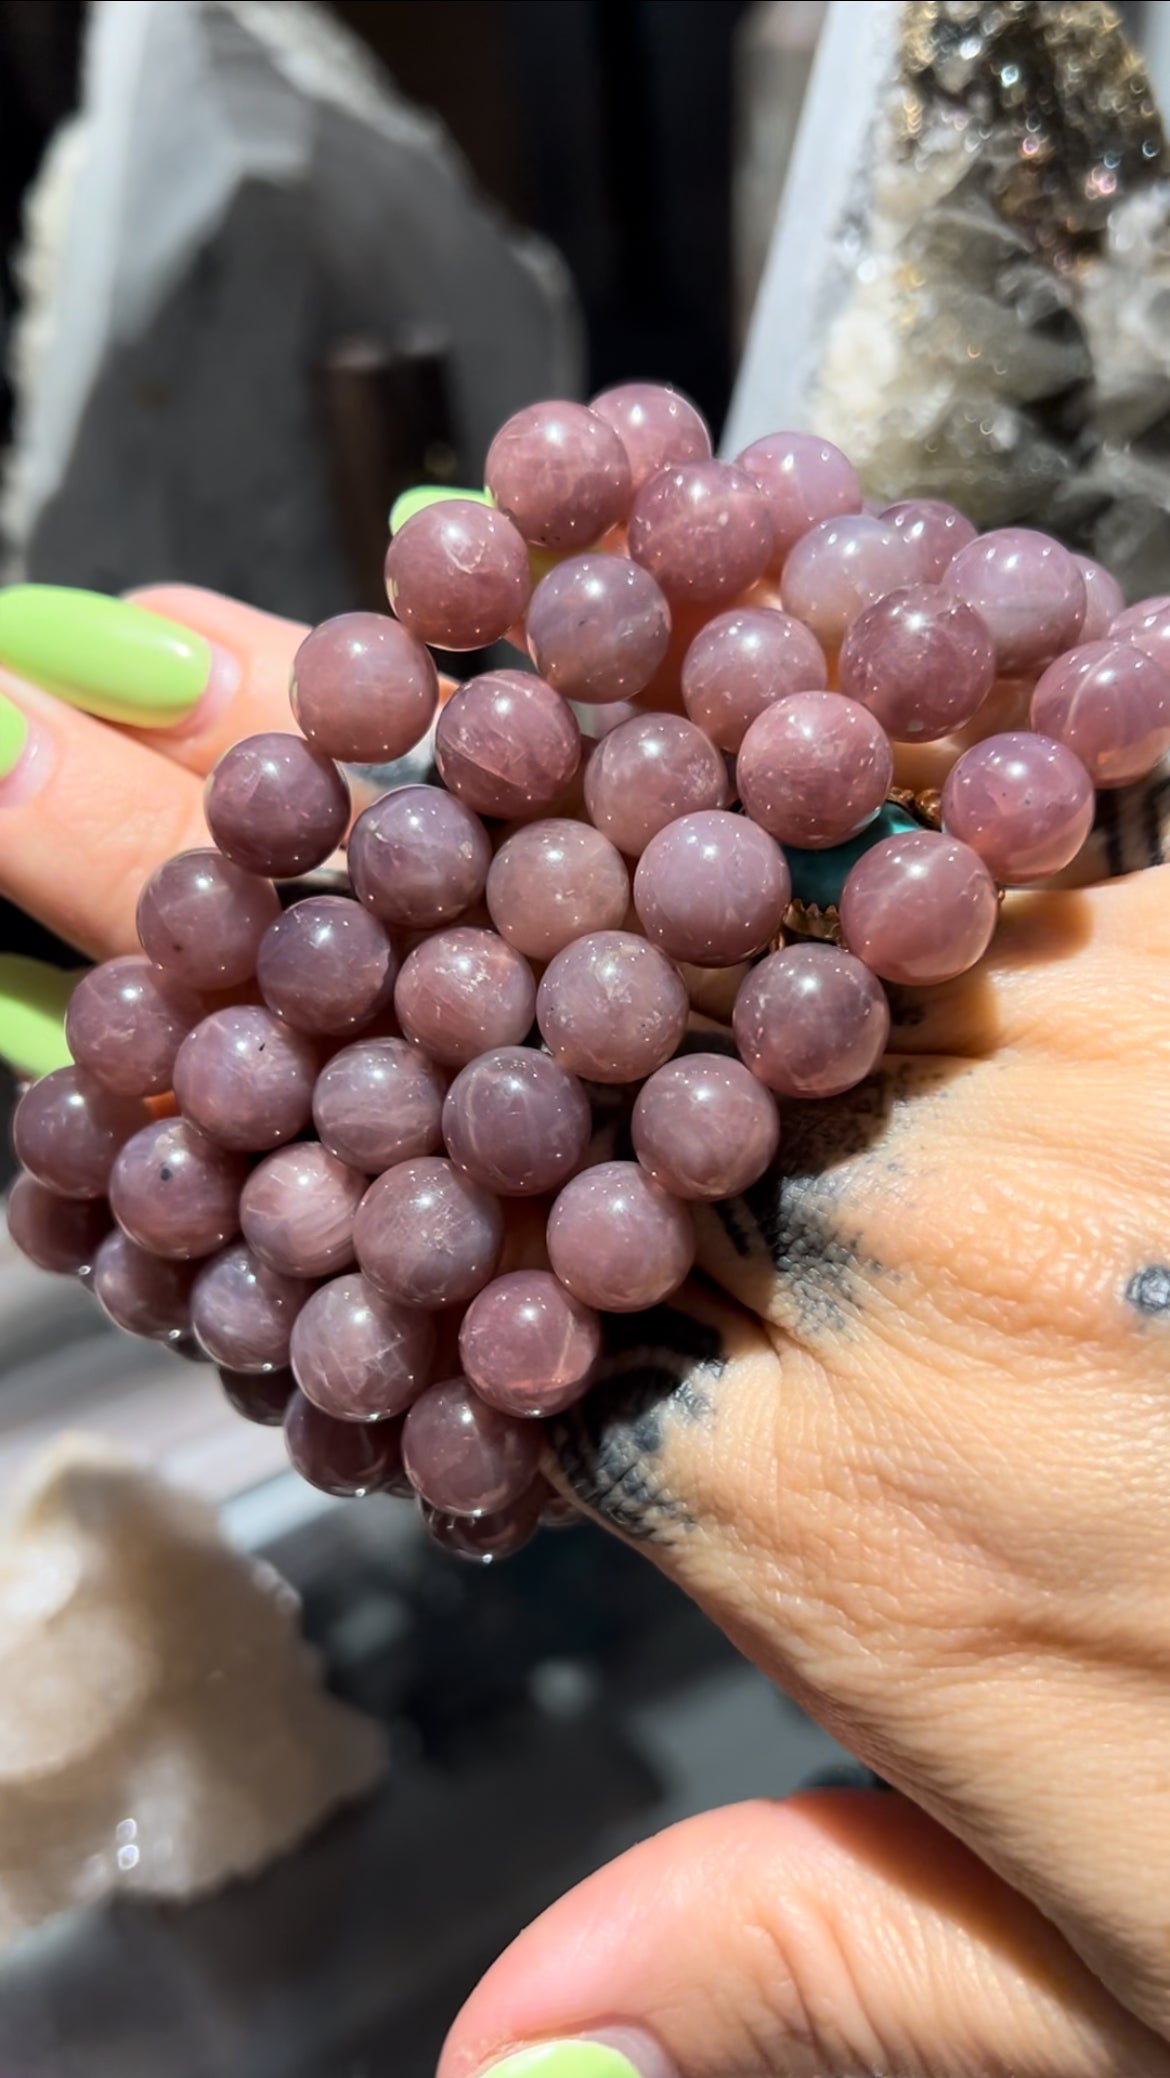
(92, 1229), (196, 1341)
(284, 1391), (403, 1497)
(736, 431), (862, 570)
(486, 401), (631, 550)
(1030, 638), (1170, 788)
(627, 461), (774, 605)
(7, 1178), (111, 1278)
(779, 514), (918, 649)
(65, 957), (204, 1098)
(240, 1143), (365, 1278)
(839, 829), (998, 986)
(190, 1242), (310, 1373)
(546, 1161), (694, 1312)
(733, 946), (890, 1098)
(204, 732), (350, 879)
(525, 554), (671, 704)
(941, 731), (1095, 883)
(136, 850), (281, 991)
(442, 1047), (591, 1196)
(459, 1270), (601, 1417)
(1110, 595), (1170, 674)
(633, 810), (790, 966)
(348, 784), (491, 930)
(486, 819), (630, 960)
(354, 1157), (503, 1310)
(435, 670), (580, 818)
(631, 1052), (780, 1198)
(583, 711), (730, 856)
(403, 1375), (543, 1516)
(1074, 556), (1125, 643)
(837, 585), (996, 742)
(173, 1006), (316, 1152)
(679, 606), (828, 752)
(881, 499), (976, 583)
(590, 382), (712, 489)
(257, 896), (397, 1037)
(536, 930), (688, 1083)
(421, 1489), (544, 1562)
(290, 1272), (436, 1421)
(945, 527), (1086, 672)
(384, 499), (532, 650)
(737, 691), (893, 848)
(290, 611), (439, 763)
(220, 1367), (296, 1427)
(109, 1119), (248, 1260)
(312, 1038), (448, 1173)
(394, 928), (536, 1069)
(14, 1068), (149, 1200)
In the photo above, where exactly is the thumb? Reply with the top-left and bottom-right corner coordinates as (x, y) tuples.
(438, 1791), (1170, 2078)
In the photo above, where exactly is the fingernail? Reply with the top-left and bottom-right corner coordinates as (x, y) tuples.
(389, 485), (493, 533)
(0, 956), (77, 1079)
(0, 585), (212, 728)
(0, 689), (28, 778)
(477, 2036), (670, 2078)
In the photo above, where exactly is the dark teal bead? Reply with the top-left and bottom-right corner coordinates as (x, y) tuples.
(783, 803), (920, 910)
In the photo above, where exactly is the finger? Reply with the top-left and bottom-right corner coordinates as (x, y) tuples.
(121, 585), (307, 772)
(440, 1792), (1170, 2078)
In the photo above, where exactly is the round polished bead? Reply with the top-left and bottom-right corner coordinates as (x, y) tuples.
(65, 957), (204, 1097)
(435, 670), (580, 817)
(403, 1375), (543, 1516)
(485, 401), (631, 550)
(14, 1068), (149, 1200)
(537, 930), (688, 1083)
(837, 586), (996, 741)
(190, 1242), (310, 1373)
(173, 1006), (316, 1152)
(945, 528), (1086, 672)
(633, 810), (790, 966)
(394, 928), (536, 1069)
(779, 514), (918, 649)
(733, 946), (890, 1098)
(583, 711), (730, 856)
(204, 732), (350, 879)
(526, 554), (671, 704)
(784, 802), (920, 911)
(348, 784), (491, 930)
(240, 1144), (365, 1278)
(1110, 595), (1170, 674)
(590, 382), (711, 489)
(420, 1488), (544, 1562)
(631, 1053), (780, 1197)
(486, 819), (630, 960)
(627, 461), (774, 605)
(136, 849), (281, 990)
(459, 1271), (600, 1417)
(220, 1367), (296, 1427)
(110, 1119), (248, 1259)
(1029, 639), (1170, 788)
(290, 611), (438, 763)
(257, 896), (397, 1038)
(93, 1229), (197, 1340)
(547, 1161), (694, 1312)
(736, 431), (862, 568)
(7, 1177), (112, 1277)
(680, 606), (828, 751)
(313, 1038), (447, 1173)
(284, 1391), (403, 1497)
(881, 499), (976, 582)
(442, 1047), (591, 1196)
(839, 829), (999, 985)
(1074, 556), (1125, 642)
(290, 1272), (435, 1421)
(737, 691), (893, 848)
(384, 499), (532, 650)
(354, 1157), (503, 1310)
(941, 732), (1095, 883)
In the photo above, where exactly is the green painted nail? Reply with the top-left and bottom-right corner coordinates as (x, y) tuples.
(389, 484), (494, 534)
(0, 585), (211, 728)
(0, 690), (28, 778)
(0, 957), (77, 1079)
(480, 2047), (640, 2078)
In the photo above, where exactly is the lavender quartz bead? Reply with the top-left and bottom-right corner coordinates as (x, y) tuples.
(220, 1367), (296, 1427)
(733, 946), (890, 1098)
(536, 930), (688, 1083)
(7, 1177), (111, 1277)
(680, 606), (828, 751)
(205, 732), (350, 878)
(394, 928), (536, 1069)
(65, 957), (204, 1097)
(634, 811), (790, 966)
(354, 1158), (503, 1310)
(459, 1271), (600, 1417)
(1074, 557), (1125, 643)
(384, 499), (532, 650)
(590, 382), (711, 489)
(173, 1006), (316, 1152)
(14, 1068), (149, 1200)
(942, 732), (1095, 883)
(547, 1161), (694, 1312)
(442, 1047), (591, 1196)
(93, 1230), (197, 1340)
(285, 1391), (402, 1497)
(485, 401), (631, 550)
(435, 670), (580, 817)
(257, 897), (397, 1036)
(627, 461), (774, 606)
(583, 711), (730, 856)
(945, 528), (1086, 673)
(881, 499), (976, 583)
(109, 1119), (248, 1259)
(736, 432), (862, 569)
(240, 1144), (365, 1277)
(290, 611), (438, 763)
(839, 830), (998, 986)
(631, 1053), (780, 1198)
(737, 692), (893, 848)
(837, 586), (996, 742)
(421, 1487), (544, 1563)
(1111, 595), (1170, 674)
(526, 555), (671, 704)
(486, 819), (630, 960)
(779, 515), (917, 649)
(190, 1242), (310, 1372)
(1029, 639), (1170, 788)
(290, 1272), (436, 1421)
(348, 785), (491, 930)
(313, 1038), (447, 1173)
(136, 850), (281, 990)
(403, 1376), (543, 1516)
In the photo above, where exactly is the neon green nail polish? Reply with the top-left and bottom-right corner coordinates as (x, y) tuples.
(0, 586), (211, 727)
(389, 485), (494, 534)
(0, 691), (28, 778)
(481, 2047), (640, 2078)
(0, 957), (77, 1079)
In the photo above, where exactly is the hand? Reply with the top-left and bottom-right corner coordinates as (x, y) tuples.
(2, 583), (1168, 2076)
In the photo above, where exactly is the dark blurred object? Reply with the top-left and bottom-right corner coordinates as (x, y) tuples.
(0, 2), (84, 450)
(320, 334), (456, 610)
